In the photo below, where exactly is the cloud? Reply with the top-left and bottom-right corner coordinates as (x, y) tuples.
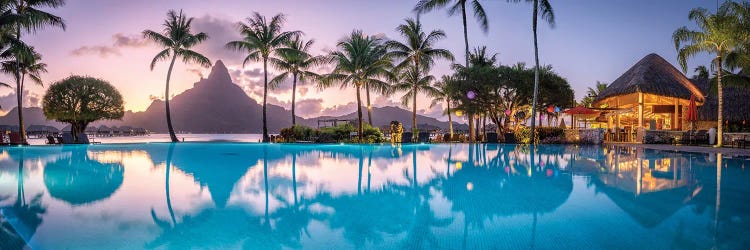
(70, 45), (120, 57)
(70, 33), (150, 58)
(191, 15), (243, 65)
(187, 68), (205, 79)
(372, 95), (402, 108)
(0, 90), (43, 112)
(295, 98), (324, 117)
(298, 86), (309, 97)
(321, 102), (357, 117)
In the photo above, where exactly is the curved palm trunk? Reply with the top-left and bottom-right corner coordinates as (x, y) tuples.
(716, 57), (724, 147)
(529, 0), (541, 145)
(263, 147), (269, 220)
(356, 85), (364, 142)
(292, 73), (298, 126)
(366, 83), (372, 125)
(165, 143), (176, 225)
(357, 150), (363, 195)
(165, 54), (179, 142)
(262, 58), (270, 142)
(413, 88), (418, 139)
(15, 26), (27, 145)
(292, 153), (298, 206)
(460, 1), (469, 67)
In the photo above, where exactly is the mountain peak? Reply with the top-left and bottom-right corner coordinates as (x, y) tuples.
(207, 60), (231, 83)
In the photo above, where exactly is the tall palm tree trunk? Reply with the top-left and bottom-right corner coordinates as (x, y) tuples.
(356, 85), (364, 141)
(413, 89), (418, 137)
(165, 143), (176, 225)
(292, 73), (298, 126)
(460, 1), (475, 143)
(447, 99), (453, 140)
(15, 25), (26, 145)
(530, 0), (541, 145)
(165, 54), (179, 142)
(262, 58), (270, 142)
(717, 56), (723, 147)
(366, 83), (372, 125)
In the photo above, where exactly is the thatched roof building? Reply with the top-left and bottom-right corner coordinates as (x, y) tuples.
(594, 53), (704, 105)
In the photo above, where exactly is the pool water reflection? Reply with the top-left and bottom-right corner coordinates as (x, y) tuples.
(0, 143), (748, 249)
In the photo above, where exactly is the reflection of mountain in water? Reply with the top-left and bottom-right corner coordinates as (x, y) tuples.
(43, 147), (124, 206)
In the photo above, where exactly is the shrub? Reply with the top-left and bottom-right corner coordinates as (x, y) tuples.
(514, 127), (566, 144)
(279, 125), (315, 142)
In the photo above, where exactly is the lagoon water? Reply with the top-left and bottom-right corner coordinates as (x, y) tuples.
(0, 143), (749, 249)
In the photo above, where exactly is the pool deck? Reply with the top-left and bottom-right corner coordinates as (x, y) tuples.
(606, 142), (750, 157)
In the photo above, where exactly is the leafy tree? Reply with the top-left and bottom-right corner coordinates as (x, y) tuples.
(509, 0), (555, 144)
(0, 0), (65, 144)
(42, 76), (124, 142)
(270, 35), (325, 126)
(144, 10), (211, 142)
(227, 12), (300, 142)
(674, 4), (741, 146)
(322, 30), (393, 142)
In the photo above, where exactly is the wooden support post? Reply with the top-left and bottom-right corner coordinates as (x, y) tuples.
(674, 97), (679, 131)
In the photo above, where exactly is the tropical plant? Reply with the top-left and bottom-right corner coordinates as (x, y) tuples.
(392, 66), (438, 134)
(1, 0), (65, 144)
(509, 0), (555, 144)
(227, 12), (300, 142)
(414, 0), (487, 142)
(693, 65), (710, 79)
(387, 17), (453, 134)
(431, 75), (456, 138)
(144, 10), (211, 142)
(42, 76), (124, 142)
(270, 35), (325, 126)
(322, 30), (392, 142)
(580, 81), (608, 107)
(0, 45), (46, 105)
(673, 4), (741, 146)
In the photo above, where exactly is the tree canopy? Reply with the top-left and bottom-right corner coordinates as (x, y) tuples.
(42, 76), (124, 137)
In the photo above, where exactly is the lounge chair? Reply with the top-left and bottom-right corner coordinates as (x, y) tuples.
(486, 132), (499, 143)
(695, 130), (708, 144)
(9, 132), (22, 145)
(76, 133), (90, 144)
(733, 135), (750, 148)
(678, 131), (693, 145)
(401, 132), (413, 143)
(61, 133), (75, 144)
(417, 132), (430, 143)
(46, 135), (57, 144)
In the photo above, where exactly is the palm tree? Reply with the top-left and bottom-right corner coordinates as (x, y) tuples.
(673, 5), (741, 147)
(413, 0), (487, 67)
(693, 65), (710, 79)
(509, 0), (555, 144)
(393, 66), (438, 137)
(431, 75), (455, 139)
(322, 30), (392, 142)
(2, 0), (65, 145)
(144, 10), (211, 143)
(0, 46), (46, 98)
(269, 35), (324, 126)
(227, 13), (300, 142)
(580, 81), (607, 107)
(414, 0), (487, 142)
(387, 17), (453, 136)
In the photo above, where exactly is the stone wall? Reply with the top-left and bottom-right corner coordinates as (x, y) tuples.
(563, 129), (605, 144)
(643, 130), (682, 144)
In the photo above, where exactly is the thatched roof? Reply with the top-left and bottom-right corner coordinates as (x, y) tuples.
(594, 53), (704, 104)
(693, 77), (750, 122)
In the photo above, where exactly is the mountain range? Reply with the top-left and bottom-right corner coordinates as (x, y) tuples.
(0, 60), (465, 133)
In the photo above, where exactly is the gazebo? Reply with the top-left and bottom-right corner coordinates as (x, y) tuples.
(592, 54), (705, 142)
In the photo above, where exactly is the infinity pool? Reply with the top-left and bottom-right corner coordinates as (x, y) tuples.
(0, 143), (748, 249)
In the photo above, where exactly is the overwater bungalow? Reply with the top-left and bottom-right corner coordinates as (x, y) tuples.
(26, 125), (60, 138)
(97, 125), (112, 137)
(591, 53), (750, 143)
(119, 126), (134, 136)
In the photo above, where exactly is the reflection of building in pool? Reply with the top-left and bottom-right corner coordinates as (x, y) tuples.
(589, 147), (700, 227)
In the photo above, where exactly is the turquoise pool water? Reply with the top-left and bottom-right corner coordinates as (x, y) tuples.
(0, 143), (748, 249)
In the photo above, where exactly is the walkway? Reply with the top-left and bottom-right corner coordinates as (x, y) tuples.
(605, 142), (750, 157)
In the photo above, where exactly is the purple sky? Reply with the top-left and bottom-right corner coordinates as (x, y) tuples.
(0, 0), (718, 121)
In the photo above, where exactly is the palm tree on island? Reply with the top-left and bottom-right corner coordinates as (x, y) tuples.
(2, 0), (65, 145)
(144, 10), (212, 142)
(509, 0), (555, 144)
(0, 47), (47, 102)
(226, 12), (300, 142)
(673, 4), (741, 147)
(386, 18), (454, 136)
(270, 35), (325, 126)
(322, 30), (392, 142)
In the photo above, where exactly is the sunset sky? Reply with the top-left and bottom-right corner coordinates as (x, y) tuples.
(0, 0), (716, 121)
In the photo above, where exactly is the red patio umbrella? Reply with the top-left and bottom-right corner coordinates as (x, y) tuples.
(563, 106), (599, 129)
(686, 95), (698, 130)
